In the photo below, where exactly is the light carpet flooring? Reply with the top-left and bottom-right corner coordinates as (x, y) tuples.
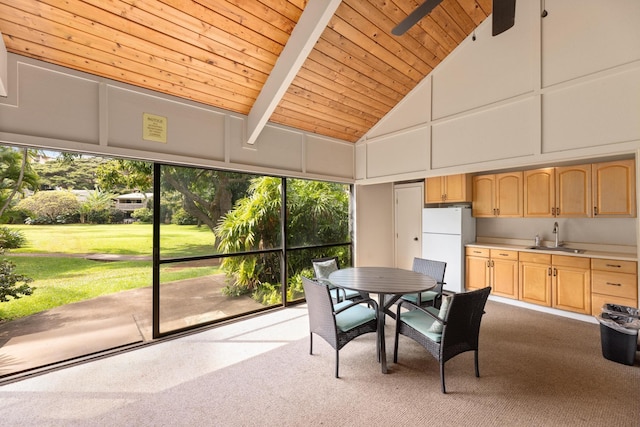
(0, 300), (638, 426)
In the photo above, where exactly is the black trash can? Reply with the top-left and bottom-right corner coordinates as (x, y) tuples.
(597, 310), (639, 366)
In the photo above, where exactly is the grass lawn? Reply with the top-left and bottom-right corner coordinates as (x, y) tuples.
(0, 224), (223, 320)
(7, 223), (216, 257)
(0, 257), (221, 320)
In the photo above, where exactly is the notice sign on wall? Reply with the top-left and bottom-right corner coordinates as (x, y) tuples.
(142, 113), (167, 143)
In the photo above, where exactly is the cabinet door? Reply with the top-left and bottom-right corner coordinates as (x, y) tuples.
(425, 177), (444, 204)
(444, 174), (471, 202)
(465, 256), (490, 291)
(495, 172), (523, 217)
(492, 258), (519, 298)
(553, 265), (591, 314)
(524, 168), (555, 217)
(591, 293), (637, 316)
(556, 164), (591, 217)
(593, 159), (636, 217)
(519, 262), (552, 306)
(472, 175), (495, 217)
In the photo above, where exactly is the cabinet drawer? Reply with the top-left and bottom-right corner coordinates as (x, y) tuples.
(591, 292), (638, 316)
(519, 252), (551, 264)
(466, 247), (490, 257)
(591, 258), (637, 274)
(591, 271), (638, 299)
(552, 255), (590, 269)
(490, 249), (518, 260)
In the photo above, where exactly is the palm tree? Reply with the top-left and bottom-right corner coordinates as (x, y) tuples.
(0, 147), (40, 219)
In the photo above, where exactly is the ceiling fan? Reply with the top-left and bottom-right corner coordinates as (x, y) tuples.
(392, 0), (516, 37)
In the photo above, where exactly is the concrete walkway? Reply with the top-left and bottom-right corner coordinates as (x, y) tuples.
(0, 265), (265, 377)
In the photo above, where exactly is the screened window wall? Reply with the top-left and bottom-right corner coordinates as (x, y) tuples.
(154, 165), (352, 336)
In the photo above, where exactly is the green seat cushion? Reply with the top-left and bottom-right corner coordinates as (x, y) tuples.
(399, 306), (443, 342)
(401, 290), (438, 304)
(335, 303), (376, 332)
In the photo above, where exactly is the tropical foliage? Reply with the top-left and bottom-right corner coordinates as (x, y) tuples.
(0, 146), (39, 221)
(216, 177), (350, 304)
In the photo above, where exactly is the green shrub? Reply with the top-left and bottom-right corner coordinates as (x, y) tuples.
(0, 227), (26, 249)
(108, 208), (125, 223)
(252, 282), (281, 305)
(171, 208), (198, 225)
(132, 207), (153, 223)
(87, 209), (110, 224)
(56, 212), (80, 224)
(0, 254), (35, 302)
(16, 190), (80, 222)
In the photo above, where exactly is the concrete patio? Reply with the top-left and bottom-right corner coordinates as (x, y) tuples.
(0, 273), (265, 377)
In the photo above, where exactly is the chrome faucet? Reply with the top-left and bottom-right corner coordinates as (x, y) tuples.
(553, 221), (560, 247)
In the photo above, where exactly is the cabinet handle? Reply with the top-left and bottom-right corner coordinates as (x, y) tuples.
(487, 260), (491, 267)
(548, 267), (552, 276)
(556, 207), (560, 215)
(605, 264), (622, 268)
(498, 253), (509, 257)
(473, 250), (482, 254)
(553, 268), (557, 277)
(606, 282), (622, 287)
(594, 206), (598, 216)
(552, 207), (555, 216)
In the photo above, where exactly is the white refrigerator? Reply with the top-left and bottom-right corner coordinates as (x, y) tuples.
(422, 207), (476, 293)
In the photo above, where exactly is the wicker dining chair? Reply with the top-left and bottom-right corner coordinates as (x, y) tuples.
(302, 276), (379, 378)
(393, 286), (491, 393)
(400, 257), (447, 308)
(311, 256), (364, 303)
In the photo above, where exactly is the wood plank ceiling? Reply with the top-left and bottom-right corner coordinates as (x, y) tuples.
(0, 0), (491, 143)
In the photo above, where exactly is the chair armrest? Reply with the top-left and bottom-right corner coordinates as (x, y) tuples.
(396, 299), (446, 325)
(334, 298), (378, 316)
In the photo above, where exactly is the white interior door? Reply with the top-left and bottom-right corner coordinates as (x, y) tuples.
(394, 182), (423, 269)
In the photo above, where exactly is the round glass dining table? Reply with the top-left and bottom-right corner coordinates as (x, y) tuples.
(329, 266), (436, 374)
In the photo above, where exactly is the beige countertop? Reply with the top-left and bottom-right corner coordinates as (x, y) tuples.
(466, 240), (637, 262)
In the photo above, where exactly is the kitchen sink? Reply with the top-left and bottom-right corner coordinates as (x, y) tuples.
(526, 246), (585, 254)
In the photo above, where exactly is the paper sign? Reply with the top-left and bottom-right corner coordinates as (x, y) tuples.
(143, 113), (167, 143)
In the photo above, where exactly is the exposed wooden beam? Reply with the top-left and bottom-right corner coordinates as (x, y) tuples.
(246, 0), (342, 145)
(0, 32), (7, 97)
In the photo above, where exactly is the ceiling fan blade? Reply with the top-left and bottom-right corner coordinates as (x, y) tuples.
(391, 0), (444, 36)
(492, 0), (516, 36)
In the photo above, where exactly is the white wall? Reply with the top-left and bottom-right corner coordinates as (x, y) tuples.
(0, 54), (354, 183)
(355, 183), (394, 267)
(358, 0), (640, 182)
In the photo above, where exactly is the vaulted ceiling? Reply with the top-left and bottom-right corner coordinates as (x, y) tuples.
(1, 0), (492, 143)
